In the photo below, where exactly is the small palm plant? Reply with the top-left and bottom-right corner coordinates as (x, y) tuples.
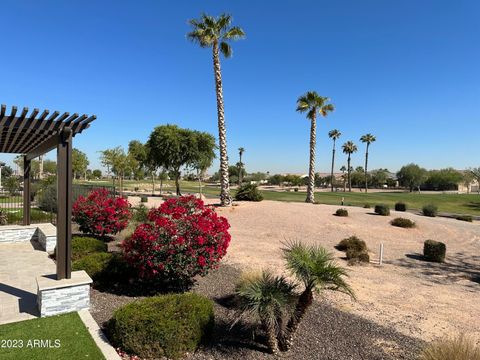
(279, 241), (355, 351)
(234, 271), (297, 354)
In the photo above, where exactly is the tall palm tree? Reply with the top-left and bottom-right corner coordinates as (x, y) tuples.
(296, 92), (335, 203)
(340, 165), (347, 192)
(360, 133), (376, 193)
(235, 271), (297, 354)
(280, 241), (355, 351)
(238, 147), (245, 185)
(187, 14), (245, 206)
(328, 129), (341, 192)
(342, 141), (358, 192)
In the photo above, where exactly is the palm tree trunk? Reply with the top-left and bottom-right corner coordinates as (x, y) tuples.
(197, 168), (203, 197)
(263, 322), (280, 354)
(279, 288), (313, 351)
(347, 154), (352, 192)
(306, 114), (317, 203)
(175, 170), (181, 196)
(330, 140), (336, 192)
(212, 41), (232, 206)
(238, 154), (243, 186)
(364, 143), (369, 193)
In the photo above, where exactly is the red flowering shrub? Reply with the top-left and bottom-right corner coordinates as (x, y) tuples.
(73, 188), (131, 237)
(122, 196), (231, 283)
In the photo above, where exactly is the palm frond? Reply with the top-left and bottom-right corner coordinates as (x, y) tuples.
(220, 41), (232, 58)
(282, 240), (355, 299)
(223, 26), (245, 40)
(328, 129), (342, 139)
(234, 270), (297, 330)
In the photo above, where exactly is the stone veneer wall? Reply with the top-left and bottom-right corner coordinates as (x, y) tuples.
(0, 227), (37, 243)
(0, 225), (56, 253)
(37, 284), (90, 317)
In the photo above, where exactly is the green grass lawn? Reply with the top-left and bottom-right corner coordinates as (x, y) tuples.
(73, 180), (480, 216)
(0, 312), (105, 360)
(261, 190), (480, 216)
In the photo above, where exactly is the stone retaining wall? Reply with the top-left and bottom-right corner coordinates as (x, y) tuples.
(0, 224), (56, 253)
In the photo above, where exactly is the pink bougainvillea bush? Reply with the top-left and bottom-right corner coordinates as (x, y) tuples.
(122, 195), (231, 284)
(73, 188), (131, 237)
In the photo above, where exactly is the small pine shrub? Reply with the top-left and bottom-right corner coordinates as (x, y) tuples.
(374, 204), (390, 216)
(423, 240), (446, 263)
(395, 202), (407, 212)
(140, 196), (148, 203)
(234, 184), (264, 201)
(336, 236), (367, 252)
(107, 293), (214, 359)
(456, 215), (473, 223)
(335, 208), (348, 217)
(71, 236), (108, 261)
(419, 334), (480, 360)
(133, 204), (149, 224)
(422, 204), (438, 217)
(390, 217), (416, 228)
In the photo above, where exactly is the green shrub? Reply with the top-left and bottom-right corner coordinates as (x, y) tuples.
(72, 252), (113, 280)
(422, 204), (438, 217)
(395, 202), (407, 212)
(390, 217), (416, 228)
(346, 249), (370, 265)
(336, 236), (367, 252)
(133, 204), (149, 223)
(419, 334), (480, 360)
(140, 196), (148, 203)
(374, 204), (390, 216)
(456, 215), (473, 223)
(72, 252), (132, 283)
(71, 236), (107, 261)
(234, 184), (263, 201)
(363, 204), (371, 209)
(107, 293), (214, 359)
(335, 208), (348, 217)
(0, 210), (7, 225)
(423, 240), (446, 263)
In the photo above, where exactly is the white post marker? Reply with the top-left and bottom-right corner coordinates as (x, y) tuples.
(379, 243), (384, 265)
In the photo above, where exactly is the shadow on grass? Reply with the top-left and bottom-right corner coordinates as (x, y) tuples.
(391, 252), (480, 286)
(465, 201), (480, 211)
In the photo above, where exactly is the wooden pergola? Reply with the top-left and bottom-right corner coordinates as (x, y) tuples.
(0, 104), (96, 280)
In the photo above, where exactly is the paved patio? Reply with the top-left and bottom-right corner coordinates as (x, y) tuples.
(0, 242), (55, 324)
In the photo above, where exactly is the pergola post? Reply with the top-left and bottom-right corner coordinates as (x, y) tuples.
(56, 128), (73, 280)
(23, 156), (31, 225)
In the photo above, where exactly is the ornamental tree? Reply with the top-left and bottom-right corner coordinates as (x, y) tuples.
(122, 196), (231, 284)
(72, 188), (131, 237)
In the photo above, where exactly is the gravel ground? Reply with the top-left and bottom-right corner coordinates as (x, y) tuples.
(90, 264), (423, 360)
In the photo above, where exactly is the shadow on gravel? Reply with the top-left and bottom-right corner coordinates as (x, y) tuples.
(188, 264), (424, 360)
(392, 252), (480, 286)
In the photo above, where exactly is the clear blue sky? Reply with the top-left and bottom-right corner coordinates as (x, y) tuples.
(1, 0), (479, 174)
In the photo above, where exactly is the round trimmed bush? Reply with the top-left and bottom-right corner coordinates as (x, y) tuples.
(72, 252), (113, 280)
(456, 215), (473, 223)
(123, 196), (231, 284)
(390, 217), (416, 228)
(374, 204), (390, 216)
(335, 208), (348, 217)
(395, 202), (407, 212)
(347, 250), (370, 265)
(107, 293), (214, 359)
(140, 196), (148, 203)
(234, 184), (263, 201)
(363, 204), (371, 209)
(71, 236), (107, 261)
(72, 252), (132, 283)
(73, 188), (132, 237)
(336, 236), (367, 252)
(422, 204), (438, 217)
(423, 240), (446, 262)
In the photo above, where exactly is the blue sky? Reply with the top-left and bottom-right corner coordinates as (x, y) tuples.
(1, 0), (479, 174)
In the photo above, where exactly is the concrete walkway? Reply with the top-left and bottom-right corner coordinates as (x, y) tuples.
(0, 242), (55, 324)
